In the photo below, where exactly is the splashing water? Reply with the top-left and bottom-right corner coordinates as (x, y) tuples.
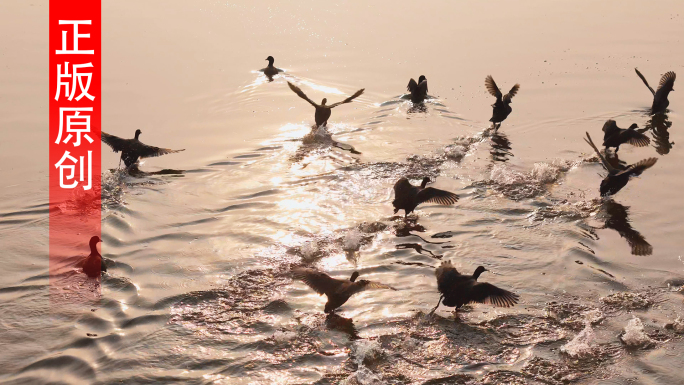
(620, 317), (656, 348)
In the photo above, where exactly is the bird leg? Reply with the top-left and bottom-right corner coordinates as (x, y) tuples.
(118, 153), (123, 169)
(429, 295), (443, 315)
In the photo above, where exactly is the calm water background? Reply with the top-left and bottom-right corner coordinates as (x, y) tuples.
(2, 1), (684, 384)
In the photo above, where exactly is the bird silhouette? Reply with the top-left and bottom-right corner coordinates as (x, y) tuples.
(635, 68), (676, 114)
(601, 119), (650, 153)
(584, 132), (657, 197)
(101, 129), (185, 169)
(485, 75), (520, 127)
(262, 56), (283, 81)
(392, 177), (459, 217)
(430, 261), (518, 314)
(407, 75), (428, 103)
(292, 268), (395, 313)
(287, 82), (364, 127)
(83, 236), (106, 278)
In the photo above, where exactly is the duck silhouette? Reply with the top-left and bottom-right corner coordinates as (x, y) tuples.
(601, 119), (650, 152)
(485, 75), (519, 127)
(292, 268), (396, 313)
(83, 236), (106, 278)
(262, 56), (283, 81)
(584, 132), (657, 197)
(635, 68), (676, 114)
(392, 177), (459, 217)
(287, 82), (364, 127)
(407, 75), (428, 103)
(101, 129), (185, 169)
(430, 261), (519, 314)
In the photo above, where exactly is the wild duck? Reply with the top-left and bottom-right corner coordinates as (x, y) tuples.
(101, 129), (185, 168)
(83, 236), (106, 278)
(602, 119), (650, 152)
(262, 56), (283, 80)
(407, 75), (428, 103)
(485, 75), (519, 126)
(287, 81), (364, 127)
(392, 177), (459, 217)
(635, 68), (676, 113)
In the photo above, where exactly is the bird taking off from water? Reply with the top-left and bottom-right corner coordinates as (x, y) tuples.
(601, 119), (650, 153)
(407, 75), (428, 103)
(485, 75), (520, 128)
(635, 68), (676, 114)
(287, 81), (364, 127)
(101, 129), (185, 169)
(392, 177), (459, 217)
(292, 267), (396, 313)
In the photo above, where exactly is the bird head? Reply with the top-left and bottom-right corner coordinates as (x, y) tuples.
(418, 75), (426, 83)
(629, 123), (639, 129)
(321, 98), (327, 106)
(349, 271), (360, 282)
(420, 177), (431, 188)
(89, 235), (102, 251)
(473, 266), (488, 279)
(134, 129), (142, 139)
(265, 56), (274, 65)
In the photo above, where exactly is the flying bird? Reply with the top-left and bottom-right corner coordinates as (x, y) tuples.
(287, 81), (364, 127)
(584, 132), (657, 197)
(292, 268), (396, 313)
(82, 236), (106, 278)
(430, 261), (519, 314)
(392, 177), (459, 217)
(485, 75), (520, 127)
(635, 68), (676, 114)
(101, 129), (185, 169)
(262, 56), (283, 80)
(407, 75), (428, 103)
(601, 119), (650, 152)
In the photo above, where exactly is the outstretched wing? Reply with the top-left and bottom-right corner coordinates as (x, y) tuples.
(635, 68), (655, 96)
(615, 157), (657, 177)
(503, 84), (520, 103)
(485, 75), (502, 99)
(133, 142), (185, 159)
(620, 129), (650, 147)
(407, 78), (418, 92)
(584, 132), (615, 172)
(657, 71), (676, 92)
(469, 282), (519, 307)
(292, 267), (342, 296)
(101, 131), (129, 153)
(287, 82), (319, 107)
(329, 88), (365, 108)
(416, 187), (459, 205)
(435, 261), (461, 293)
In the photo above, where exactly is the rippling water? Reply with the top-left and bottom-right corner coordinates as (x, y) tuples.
(2, 1), (684, 384)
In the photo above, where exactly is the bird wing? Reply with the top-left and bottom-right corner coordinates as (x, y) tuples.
(584, 132), (615, 172)
(615, 157), (657, 177)
(485, 75), (502, 99)
(416, 187), (459, 205)
(132, 142), (185, 159)
(418, 78), (428, 95)
(407, 78), (418, 93)
(329, 88), (365, 108)
(101, 131), (129, 153)
(469, 282), (519, 307)
(635, 68), (655, 96)
(435, 261), (460, 288)
(657, 71), (676, 92)
(620, 129), (650, 147)
(503, 84), (520, 103)
(287, 82), (319, 107)
(346, 280), (397, 296)
(292, 268), (343, 296)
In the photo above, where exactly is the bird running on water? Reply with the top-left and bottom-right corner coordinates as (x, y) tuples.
(83, 236), (106, 278)
(485, 75), (520, 128)
(407, 75), (428, 103)
(101, 129), (185, 169)
(601, 119), (650, 153)
(635, 68), (676, 114)
(430, 260), (518, 314)
(292, 267), (396, 313)
(287, 81), (364, 127)
(392, 177), (459, 217)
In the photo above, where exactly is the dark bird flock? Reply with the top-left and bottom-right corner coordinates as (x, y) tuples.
(91, 56), (676, 318)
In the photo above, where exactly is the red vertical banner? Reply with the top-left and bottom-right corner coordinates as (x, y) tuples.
(49, 1), (102, 292)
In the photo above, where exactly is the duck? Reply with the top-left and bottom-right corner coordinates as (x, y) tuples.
(83, 236), (106, 278)
(584, 132), (657, 197)
(601, 119), (650, 152)
(292, 268), (396, 313)
(430, 260), (518, 314)
(407, 75), (428, 103)
(262, 56), (283, 80)
(287, 82), (364, 127)
(392, 177), (459, 217)
(101, 129), (185, 168)
(485, 75), (520, 127)
(635, 68), (676, 114)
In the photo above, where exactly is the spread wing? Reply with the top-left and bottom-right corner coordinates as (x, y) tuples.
(101, 132), (129, 153)
(287, 82), (319, 107)
(416, 187), (459, 205)
(346, 280), (396, 296)
(469, 282), (519, 307)
(657, 71), (676, 92)
(615, 157), (657, 177)
(635, 68), (655, 96)
(485, 75), (502, 99)
(435, 262), (460, 292)
(329, 88), (365, 108)
(133, 142), (185, 159)
(620, 129), (650, 147)
(418, 79), (428, 95)
(292, 268), (342, 296)
(503, 84), (520, 103)
(407, 78), (418, 92)
(584, 132), (615, 172)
